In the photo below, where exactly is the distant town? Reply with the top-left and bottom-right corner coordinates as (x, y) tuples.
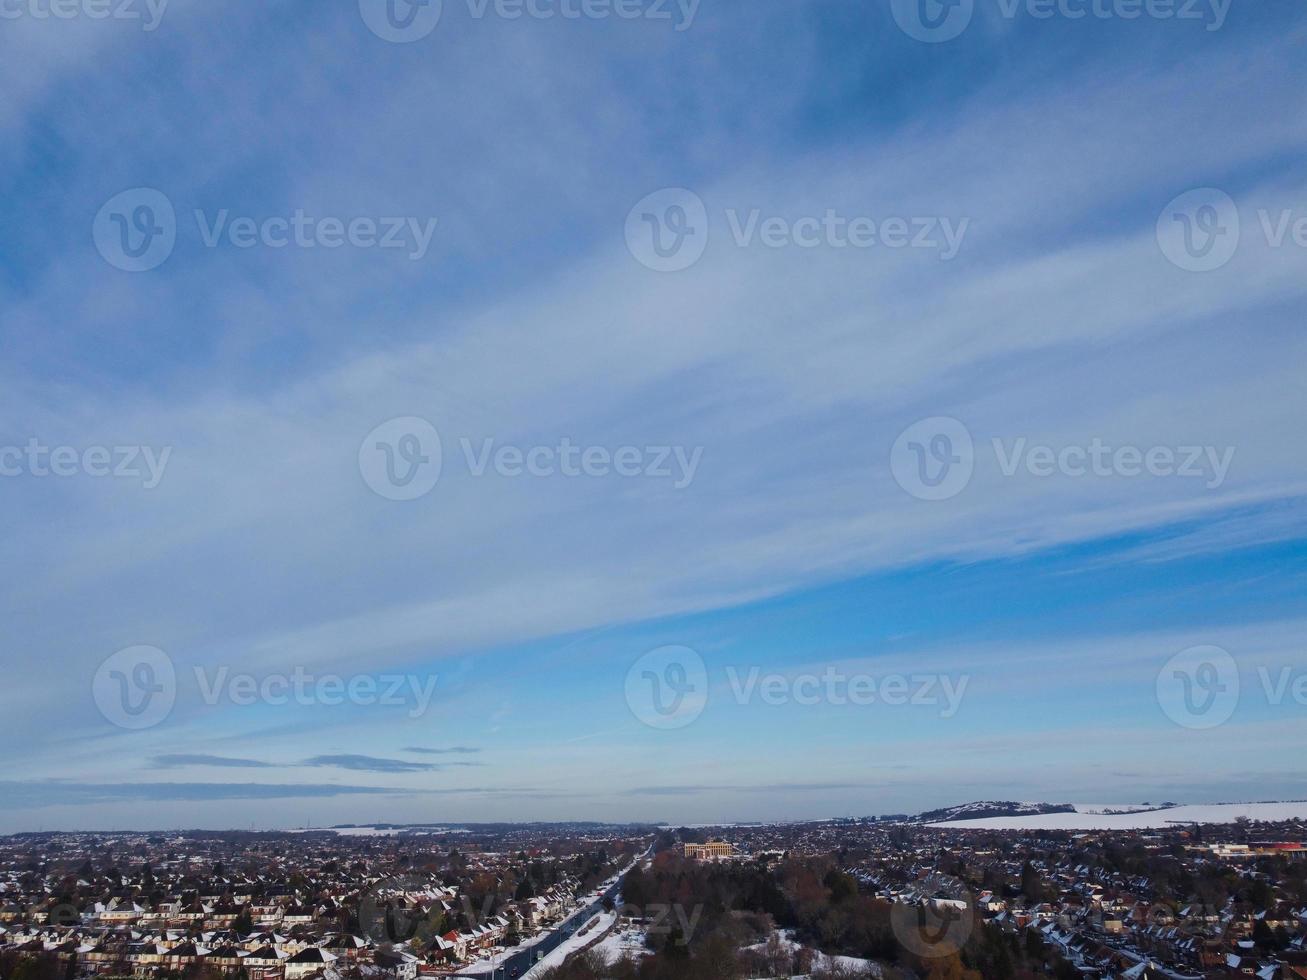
(2, 804), (1306, 980)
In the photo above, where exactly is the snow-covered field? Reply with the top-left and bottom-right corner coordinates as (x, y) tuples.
(289, 825), (472, 837)
(931, 801), (1307, 830)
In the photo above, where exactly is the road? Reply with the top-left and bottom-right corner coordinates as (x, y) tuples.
(456, 865), (633, 979)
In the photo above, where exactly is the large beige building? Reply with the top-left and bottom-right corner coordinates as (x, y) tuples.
(683, 841), (735, 860)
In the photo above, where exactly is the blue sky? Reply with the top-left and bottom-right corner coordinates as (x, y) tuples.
(1, 0), (1305, 831)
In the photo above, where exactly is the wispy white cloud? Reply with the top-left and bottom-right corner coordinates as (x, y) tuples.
(1, 2), (1305, 828)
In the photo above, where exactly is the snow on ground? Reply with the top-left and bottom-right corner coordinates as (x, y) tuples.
(459, 927), (555, 973)
(523, 911), (617, 978)
(463, 859), (639, 976)
(593, 927), (654, 966)
(1071, 803), (1164, 814)
(932, 801), (1307, 830)
(742, 930), (882, 978)
(289, 825), (472, 836)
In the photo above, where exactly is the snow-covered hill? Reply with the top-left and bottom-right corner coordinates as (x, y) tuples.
(915, 801), (1075, 823)
(929, 801), (1307, 830)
